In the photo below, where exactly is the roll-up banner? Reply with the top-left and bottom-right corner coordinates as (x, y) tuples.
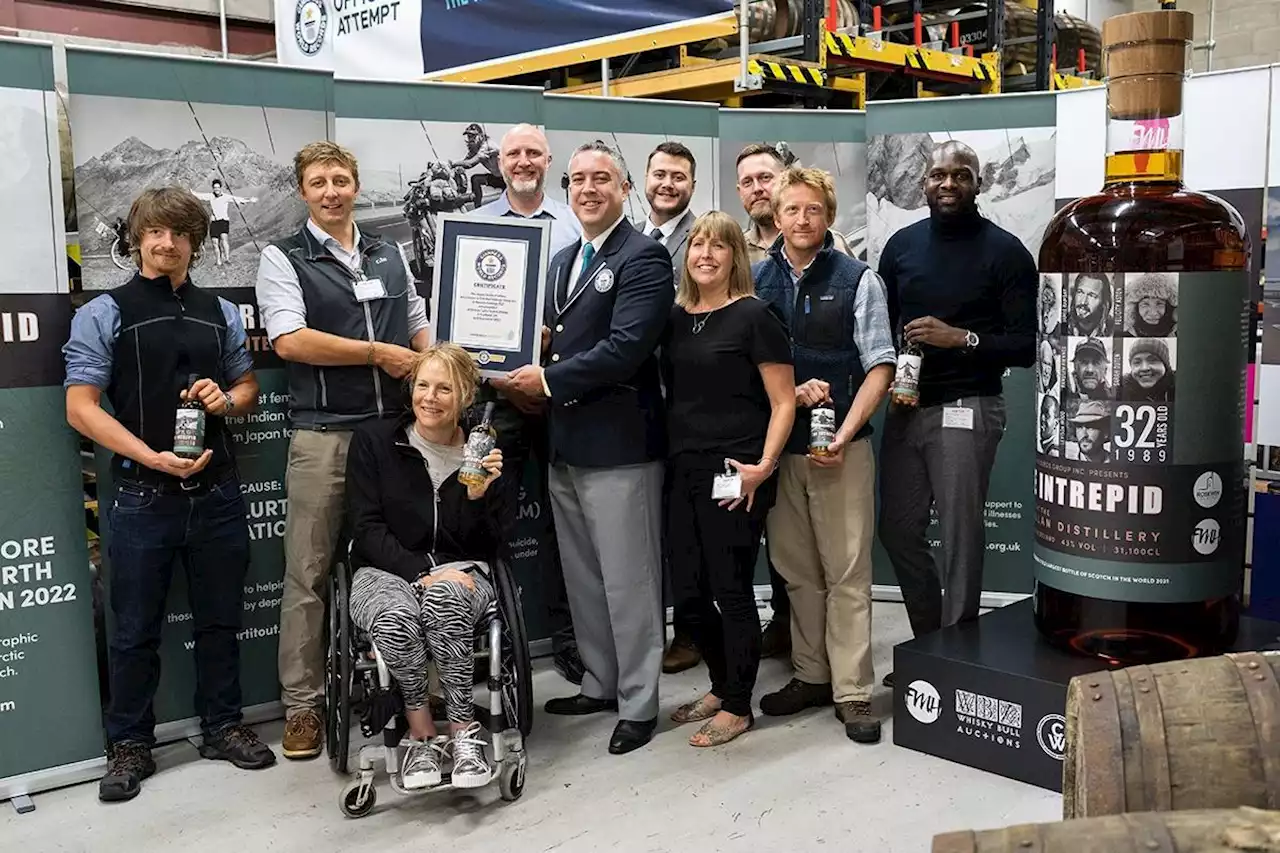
(65, 46), (333, 741)
(717, 107), (869, 589)
(865, 92), (1057, 595)
(0, 38), (107, 800)
(276, 0), (735, 80)
(332, 77), (560, 641)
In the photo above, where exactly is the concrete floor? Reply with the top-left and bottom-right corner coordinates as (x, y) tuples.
(2, 604), (1060, 853)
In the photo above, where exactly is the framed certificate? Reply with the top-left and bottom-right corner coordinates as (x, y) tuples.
(430, 213), (551, 379)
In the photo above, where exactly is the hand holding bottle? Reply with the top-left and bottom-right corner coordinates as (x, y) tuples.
(150, 448), (213, 479)
(463, 448), (503, 500)
(794, 378), (831, 408)
(181, 377), (231, 415)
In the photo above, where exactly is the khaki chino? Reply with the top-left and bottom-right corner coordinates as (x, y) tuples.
(765, 438), (876, 703)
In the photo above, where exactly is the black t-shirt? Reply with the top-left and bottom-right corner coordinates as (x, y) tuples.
(661, 296), (793, 466)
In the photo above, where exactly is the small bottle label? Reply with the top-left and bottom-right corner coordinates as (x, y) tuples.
(892, 352), (922, 404)
(1032, 270), (1247, 604)
(173, 408), (205, 458)
(458, 427), (496, 486)
(809, 405), (836, 455)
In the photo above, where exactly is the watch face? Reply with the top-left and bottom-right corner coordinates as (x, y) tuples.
(967, 331), (979, 347)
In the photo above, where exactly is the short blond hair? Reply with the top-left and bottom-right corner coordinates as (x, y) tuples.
(772, 166), (837, 224)
(676, 211), (755, 308)
(294, 141), (360, 189)
(407, 342), (481, 421)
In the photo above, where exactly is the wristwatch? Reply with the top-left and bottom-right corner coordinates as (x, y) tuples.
(964, 330), (980, 349)
(221, 391), (235, 416)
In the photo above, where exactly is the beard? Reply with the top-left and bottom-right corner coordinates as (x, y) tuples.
(507, 174), (543, 196)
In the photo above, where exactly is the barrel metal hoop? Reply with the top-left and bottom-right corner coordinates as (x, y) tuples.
(1072, 671), (1126, 817)
(1113, 667), (1150, 814)
(1226, 651), (1280, 810)
(1127, 664), (1173, 813)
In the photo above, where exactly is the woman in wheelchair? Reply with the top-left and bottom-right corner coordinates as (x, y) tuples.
(344, 342), (509, 790)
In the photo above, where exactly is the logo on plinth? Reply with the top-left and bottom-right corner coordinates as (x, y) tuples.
(904, 679), (941, 724)
(294, 0), (327, 56)
(476, 249), (507, 282)
(1036, 714), (1066, 760)
(955, 688), (1023, 750)
(1193, 471), (1224, 508)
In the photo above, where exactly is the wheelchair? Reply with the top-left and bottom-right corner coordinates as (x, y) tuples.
(324, 548), (534, 818)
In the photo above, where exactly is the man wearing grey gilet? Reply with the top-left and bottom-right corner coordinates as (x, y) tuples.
(255, 142), (429, 759)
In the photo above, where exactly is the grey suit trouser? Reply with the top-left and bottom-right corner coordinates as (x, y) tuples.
(878, 395), (1006, 637)
(548, 460), (665, 722)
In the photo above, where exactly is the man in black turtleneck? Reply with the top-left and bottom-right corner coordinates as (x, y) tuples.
(876, 142), (1036, 683)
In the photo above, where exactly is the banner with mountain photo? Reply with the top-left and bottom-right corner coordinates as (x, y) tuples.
(864, 94), (1058, 594)
(65, 47), (333, 739)
(0, 37), (107, 800)
(276, 0), (734, 79)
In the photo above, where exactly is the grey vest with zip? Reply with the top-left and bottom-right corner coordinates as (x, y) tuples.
(272, 225), (412, 429)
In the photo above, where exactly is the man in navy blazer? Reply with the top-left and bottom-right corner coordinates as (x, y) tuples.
(505, 141), (673, 755)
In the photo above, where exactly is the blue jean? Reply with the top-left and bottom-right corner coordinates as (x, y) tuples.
(104, 475), (251, 746)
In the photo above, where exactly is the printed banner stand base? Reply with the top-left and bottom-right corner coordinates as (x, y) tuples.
(891, 599), (1280, 792)
(1, 757), (107, 807)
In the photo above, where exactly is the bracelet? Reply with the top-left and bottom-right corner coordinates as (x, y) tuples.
(222, 391), (235, 416)
(759, 455), (778, 473)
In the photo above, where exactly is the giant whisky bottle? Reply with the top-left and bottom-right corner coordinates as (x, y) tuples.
(1033, 6), (1249, 663)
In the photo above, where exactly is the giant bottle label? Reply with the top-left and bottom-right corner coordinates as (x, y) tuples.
(1032, 270), (1249, 603)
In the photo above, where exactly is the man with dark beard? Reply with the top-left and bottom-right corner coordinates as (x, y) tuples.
(1067, 273), (1113, 337)
(876, 141), (1036, 683)
(640, 141), (697, 276)
(736, 143), (853, 265)
(1070, 338), (1112, 403)
(1069, 400), (1111, 462)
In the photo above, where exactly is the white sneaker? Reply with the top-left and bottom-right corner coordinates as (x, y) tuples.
(450, 722), (490, 789)
(400, 737), (446, 789)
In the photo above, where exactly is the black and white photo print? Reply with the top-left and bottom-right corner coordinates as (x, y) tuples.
(1066, 335), (1114, 410)
(1122, 272), (1178, 337)
(1064, 272), (1116, 338)
(0, 81), (63, 294)
(68, 95), (325, 291)
(1120, 337), (1177, 403)
(1037, 272), (1063, 339)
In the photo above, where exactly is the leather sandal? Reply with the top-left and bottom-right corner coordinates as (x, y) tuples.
(689, 713), (754, 747)
(671, 694), (721, 724)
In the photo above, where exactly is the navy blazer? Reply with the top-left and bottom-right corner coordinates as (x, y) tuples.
(542, 217), (673, 468)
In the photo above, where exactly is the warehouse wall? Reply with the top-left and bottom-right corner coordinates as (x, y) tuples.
(1177, 0), (1280, 72)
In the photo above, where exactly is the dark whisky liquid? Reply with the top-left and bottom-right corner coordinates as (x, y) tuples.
(1035, 166), (1247, 664)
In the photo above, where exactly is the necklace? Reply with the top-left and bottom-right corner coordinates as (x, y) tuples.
(690, 296), (734, 335)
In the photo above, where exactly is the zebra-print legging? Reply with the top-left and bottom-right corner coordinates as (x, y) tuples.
(349, 564), (495, 723)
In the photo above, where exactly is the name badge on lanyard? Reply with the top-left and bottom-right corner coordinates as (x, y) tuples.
(353, 278), (386, 302)
(711, 459), (743, 501)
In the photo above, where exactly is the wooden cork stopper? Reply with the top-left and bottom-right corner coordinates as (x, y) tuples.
(1102, 10), (1193, 119)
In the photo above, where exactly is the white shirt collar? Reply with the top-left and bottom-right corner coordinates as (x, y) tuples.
(306, 219), (359, 252)
(644, 210), (684, 242)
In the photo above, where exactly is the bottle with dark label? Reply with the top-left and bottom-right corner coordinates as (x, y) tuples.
(173, 373), (206, 460)
(1033, 7), (1248, 664)
(891, 342), (923, 407)
(808, 398), (837, 457)
(458, 401), (497, 487)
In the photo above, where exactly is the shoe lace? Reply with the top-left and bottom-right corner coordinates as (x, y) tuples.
(403, 740), (439, 772)
(780, 678), (811, 696)
(286, 711), (320, 736)
(452, 722), (487, 769)
(221, 724), (262, 748)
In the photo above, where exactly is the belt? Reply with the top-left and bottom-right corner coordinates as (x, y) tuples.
(116, 468), (236, 497)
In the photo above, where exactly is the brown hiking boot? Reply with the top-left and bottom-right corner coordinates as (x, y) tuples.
(662, 636), (702, 674)
(835, 701), (882, 744)
(282, 708), (323, 759)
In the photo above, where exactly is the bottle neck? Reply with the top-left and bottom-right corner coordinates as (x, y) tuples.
(1104, 114), (1185, 185)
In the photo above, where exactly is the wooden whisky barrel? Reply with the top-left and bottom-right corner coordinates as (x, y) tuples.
(1054, 11), (1103, 75)
(1064, 651), (1280, 819)
(933, 806), (1280, 853)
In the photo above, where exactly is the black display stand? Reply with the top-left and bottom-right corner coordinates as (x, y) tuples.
(891, 598), (1280, 792)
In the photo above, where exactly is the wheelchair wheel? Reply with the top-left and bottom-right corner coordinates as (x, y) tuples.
(498, 750), (527, 803)
(326, 561), (353, 775)
(493, 560), (533, 738)
(339, 778), (376, 819)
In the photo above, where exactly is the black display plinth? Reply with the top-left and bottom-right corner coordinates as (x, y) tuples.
(891, 598), (1280, 792)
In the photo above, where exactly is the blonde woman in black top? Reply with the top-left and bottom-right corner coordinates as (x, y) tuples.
(660, 211), (795, 747)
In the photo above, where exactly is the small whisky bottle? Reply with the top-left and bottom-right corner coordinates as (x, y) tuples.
(808, 398), (837, 457)
(458, 401), (498, 487)
(891, 342), (923, 407)
(173, 373), (206, 459)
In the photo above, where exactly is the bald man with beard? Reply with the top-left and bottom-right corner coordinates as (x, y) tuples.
(474, 124), (585, 686)
(877, 141), (1036, 678)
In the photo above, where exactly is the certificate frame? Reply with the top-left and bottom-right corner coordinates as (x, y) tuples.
(430, 213), (551, 379)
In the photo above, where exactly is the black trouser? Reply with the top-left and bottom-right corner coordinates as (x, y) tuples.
(666, 458), (776, 716)
(484, 390), (577, 654)
(104, 473), (250, 746)
(766, 550), (790, 624)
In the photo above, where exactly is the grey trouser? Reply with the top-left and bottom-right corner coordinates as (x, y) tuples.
(548, 460), (665, 722)
(878, 395), (1006, 637)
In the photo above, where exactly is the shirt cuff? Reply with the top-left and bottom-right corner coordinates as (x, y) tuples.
(540, 367), (552, 399)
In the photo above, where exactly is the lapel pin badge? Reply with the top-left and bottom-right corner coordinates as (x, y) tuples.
(594, 268), (614, 293)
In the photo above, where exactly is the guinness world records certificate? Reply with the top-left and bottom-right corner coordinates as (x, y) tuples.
(431, 213), (551, 378)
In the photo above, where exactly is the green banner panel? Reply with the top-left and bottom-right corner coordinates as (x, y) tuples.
(719, 108), (866, 144)
(65, 47), (333, 111)
(335, 79), (542, 124)
(0, 38), (56, 92)
(544, 94), (719, 137)
(867, 92), (1056, 136)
